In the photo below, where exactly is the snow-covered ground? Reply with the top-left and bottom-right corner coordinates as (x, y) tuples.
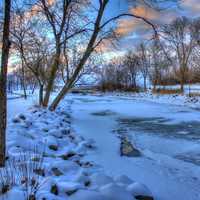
(4, 94), (153, 200)
(68, 93), (200, 200)
(7, 95), (37, 118)
(6, 91), (200, 200)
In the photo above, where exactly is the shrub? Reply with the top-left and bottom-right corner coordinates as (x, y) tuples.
(152, 88), (182, 95)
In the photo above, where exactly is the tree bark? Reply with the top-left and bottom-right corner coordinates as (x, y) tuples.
(144, 77), (147, 91)
(0, 0), (11, 167)
(39, 84), (44, 106)
(42, 43), (61, 107)
(21, 59), (27, 99)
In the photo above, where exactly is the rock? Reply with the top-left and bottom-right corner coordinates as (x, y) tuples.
(48, 145), (58, 151)
(100, 183), (135, 200)
(135, 195), (154, 200)
(66, 189), (78, 196)
(1, 184), (10, 194)
(60, 152), (76, 160)
(18, 114), (26, 120)
(51, 184), (58, 195)
(76, 160), (93, 168)
(28, 194), (36, 200)
(49, 130), (63, 138)
(74, 172), (90, 184)
(84, 180), (91, 187)
(120, 138), (141, 157)
(61, 129), (70, 135)
(82, 139), (95, 149)
(51, 167), (63, 176)
(34, 168), (45, 177)
(23, 120), (32, 128)
(57, 181), (81, 195)
(127, 182), (152, 198)
(12, 117), (21, 123)
(42, 128), (49, 132)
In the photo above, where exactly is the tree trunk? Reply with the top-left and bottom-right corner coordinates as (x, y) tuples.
(21, 59), (27, 99)
(144, 77), (147, 91)
(31, 81), (37, 94)
(39, 84), (44, 106)
(43, 47), (61, 107)
(180, 67), (185, 93)
(0, 0), (11, 167)
(180, 80), (184, 93)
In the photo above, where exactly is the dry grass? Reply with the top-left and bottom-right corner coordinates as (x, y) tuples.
(0, 146), (45, 200)
(152, 88), (183, 95)
(187, 92), (200, 97)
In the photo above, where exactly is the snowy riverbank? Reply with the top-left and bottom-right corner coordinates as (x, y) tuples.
(3, 95), (153, 200)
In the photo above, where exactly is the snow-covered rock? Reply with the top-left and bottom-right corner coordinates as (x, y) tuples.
(127, 182), (152, 197)
(100, 183), (136, 200)
(70, 189), (110, 200)
(114, 175), (134, 185)
(90, 173), (114, 187)
(56, 181), (82, 194)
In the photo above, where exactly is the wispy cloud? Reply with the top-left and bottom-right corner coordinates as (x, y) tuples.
(115, 5), (177, 37)
(180, 0), (200, 16)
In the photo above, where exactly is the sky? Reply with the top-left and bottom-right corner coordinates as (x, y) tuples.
(97, 0), (200, 59)
(1, 0), (200, 69)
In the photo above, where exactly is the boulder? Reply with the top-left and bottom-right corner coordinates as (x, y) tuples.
(127, 182), (153, 200)
(51, 167), (63, 176)
(120, 138), (141, 157)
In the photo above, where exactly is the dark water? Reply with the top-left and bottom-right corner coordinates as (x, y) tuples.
(116, 117), (200, 141)
(114, 116), (200, 165)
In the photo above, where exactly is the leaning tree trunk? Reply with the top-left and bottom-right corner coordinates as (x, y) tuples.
(21, 59), (27, 99)
(49, 1), (107, 111)
(0, 0), (11, 167)
(42, 45), (61, 107)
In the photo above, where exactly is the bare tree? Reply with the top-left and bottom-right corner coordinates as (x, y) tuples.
(124, 51), (140, 89)
(49, 0), (157, 110)
(36, 0), (89, 107)
(162, 17), (197, 92)
(11, 9), (50, 105)
(0, 0), (11, 166)
(137, 43), (150, 91)
(149, 40), (169, 90)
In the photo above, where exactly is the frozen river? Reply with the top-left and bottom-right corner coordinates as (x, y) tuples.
(69, 94), (200, 200)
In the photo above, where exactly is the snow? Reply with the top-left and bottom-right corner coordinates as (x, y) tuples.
(4, 93), (150, 200)
(6, 91), (200, 200)
(69, 93), (200, 200)
(7, 95), (37, 119)
(127, 182), (152, 197)
(100, 183), (135, 200)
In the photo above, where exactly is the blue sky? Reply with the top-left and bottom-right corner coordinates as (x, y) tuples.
(2, 0), (200, 62)
(95, 0), (200, 59)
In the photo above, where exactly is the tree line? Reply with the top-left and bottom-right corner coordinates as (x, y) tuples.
(98, 16), (200, 92)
